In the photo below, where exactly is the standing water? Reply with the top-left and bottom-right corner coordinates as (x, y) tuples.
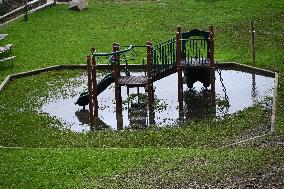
(41, 68), (275, 132)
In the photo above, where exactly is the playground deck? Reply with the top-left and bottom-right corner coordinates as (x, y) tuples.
(181, 58), (210, 68)
(118, 76), (148, 87)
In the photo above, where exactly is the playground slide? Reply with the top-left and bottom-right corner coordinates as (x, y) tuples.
(75, 73), (115, 107)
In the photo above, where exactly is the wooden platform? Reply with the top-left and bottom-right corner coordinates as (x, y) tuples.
(181, 58), (210, 68)
(118, 76), (148, 87)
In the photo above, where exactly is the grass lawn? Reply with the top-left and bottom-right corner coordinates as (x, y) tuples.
(0, 0), (283, 188)
(1, 148), (283, 188)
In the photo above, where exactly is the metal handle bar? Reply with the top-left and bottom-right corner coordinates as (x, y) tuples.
(92, 45), (133, 57)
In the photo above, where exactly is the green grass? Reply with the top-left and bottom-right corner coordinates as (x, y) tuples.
(1, 148), (283, 188)
(0, 0), (283, 187)
(0, 148), (164, 188)
(0, 1), (283, 78)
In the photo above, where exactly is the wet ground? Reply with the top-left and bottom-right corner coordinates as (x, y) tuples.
(41, 68), (275, 132)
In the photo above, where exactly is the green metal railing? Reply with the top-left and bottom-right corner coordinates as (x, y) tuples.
(151, 38), (176, 75)
(181, 29), (210, 66)
(92, 45), (133, 57)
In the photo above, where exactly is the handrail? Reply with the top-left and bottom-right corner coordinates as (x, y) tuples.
(122, 45), (147, 48)
(92, 45), (134, 57)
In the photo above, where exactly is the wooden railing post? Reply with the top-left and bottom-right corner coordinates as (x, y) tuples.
(116, 44), (121, 78)
(91, 48), (98, 117)
(24, 0), (28, 21)
(113, 43), (122, 114)
(113, 42), (118, 103)
(209, 26), (216, 108)
(251, 20), (256, 64)
(112, 43), (123, 129)
(87, 56), (94, 125)
(147, 41), (154, 113)
(176, 26), (183, 116)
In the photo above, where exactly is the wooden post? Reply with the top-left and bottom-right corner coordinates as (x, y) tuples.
(116, 111), (123, 130)
(91, 48), (98, 117)
(24, 0), (28, 21)
(113, 43), (122, 114)
(176, 25), (181, 33)
(112, 43), (123, 129)
(252, 73), (256, 104)
(147, 41), (154, 112)
(149, 111), (155, 125)
(116, 44), (121, 78)
(251, 20), (256, 64)
(209, 26), (216, 108)
(87, 56), (94, 125)
(176, 26), (183, 117)
(113, 42), (118, 105)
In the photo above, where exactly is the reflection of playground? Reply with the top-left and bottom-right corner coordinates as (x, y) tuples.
(89, 88), (216, 131)
(127, 102), (148, 129)
(75, 109), (110, 130)
(119, 92), (155, 130)
(184, 89), (214, 119)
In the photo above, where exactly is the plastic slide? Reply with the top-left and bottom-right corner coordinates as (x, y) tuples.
(75, 73), (115, 107)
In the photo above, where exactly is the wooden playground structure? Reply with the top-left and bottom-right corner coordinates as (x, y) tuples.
(84, 26), (216, 126)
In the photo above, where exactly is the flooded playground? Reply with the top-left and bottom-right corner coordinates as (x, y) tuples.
(41, 67), (275, 132)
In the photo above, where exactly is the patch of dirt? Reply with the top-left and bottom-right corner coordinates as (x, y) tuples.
(96, 157), (284, 189)
(159, 165), (284, 189)
(96, 135), (284, 189)
(235, 122), (272, 144)
(218, 166), (284, 189)
(243, 133), (284, 149)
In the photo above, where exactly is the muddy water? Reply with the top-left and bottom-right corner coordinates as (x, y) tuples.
(41, 68), (275, 132)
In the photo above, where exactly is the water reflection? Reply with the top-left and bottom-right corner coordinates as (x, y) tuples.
(41, 68), (275, 132)
(127, 102), (148, 129)
(75, 110), (110, 130)
(184, 89), (214, 119)
(75, 110), (89, 125)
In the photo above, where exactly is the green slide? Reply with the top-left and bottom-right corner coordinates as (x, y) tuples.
(75, 73), (115, 107)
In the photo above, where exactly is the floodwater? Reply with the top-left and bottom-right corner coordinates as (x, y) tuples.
(41, 68), (275, 132)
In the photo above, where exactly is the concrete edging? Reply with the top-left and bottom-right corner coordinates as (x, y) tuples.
(0, 75), (11, 93)
(270, 72), (279, 132)
(218, 62), (275, 77)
